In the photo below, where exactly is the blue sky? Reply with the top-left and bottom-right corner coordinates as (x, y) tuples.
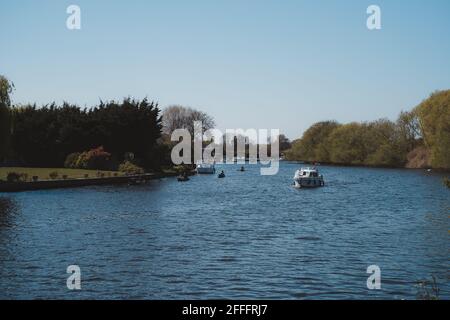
(1, 0), (449, 139)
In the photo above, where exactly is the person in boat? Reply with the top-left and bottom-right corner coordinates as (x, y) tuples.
(177, 171), (189, 181)
(218, 170), (225, 178)
(239, 166), (245, 172)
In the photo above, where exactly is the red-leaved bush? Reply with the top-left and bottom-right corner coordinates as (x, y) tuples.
(69, 146), (113, 170)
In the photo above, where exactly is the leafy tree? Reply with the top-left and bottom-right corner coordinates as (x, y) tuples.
(10, 98), (164, 169)
(0, 75), (14, 106)
(162, 105), (215, 137)
(87, 98), (162, 167)
(396, 110), (421, 152)
(11, 104), (62, 166)
(277, 134), (292, 152)
(284, 90), (450, 169)
(328, 123), (369, 164)
(414, 90), (450, 169)
(364, 119), (407, 166)
(0, 75), (14, 161)
(286, 121), (340, 162)
(286, 119), (410, 167)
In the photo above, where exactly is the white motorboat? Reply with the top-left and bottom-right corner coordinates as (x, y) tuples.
(196, 163), (216, 174)
(293, 167), (324, 188)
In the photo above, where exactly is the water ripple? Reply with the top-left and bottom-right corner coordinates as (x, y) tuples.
(0, 163), (448, 299)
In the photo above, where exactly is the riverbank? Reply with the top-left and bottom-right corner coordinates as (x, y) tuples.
(285, 159), (450, 172)
(0, 167), (122, 181)
(0, 168), (179, 192)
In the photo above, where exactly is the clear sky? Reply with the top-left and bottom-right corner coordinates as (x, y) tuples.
(1, 0), (449, 139)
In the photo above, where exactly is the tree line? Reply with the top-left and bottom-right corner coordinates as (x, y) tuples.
(3, 73), (447, 171)
(1, 74), (283, 171)
(0, 75), (167, 170)
(162, 105), (291, 161)
(285, 90), (450, 169)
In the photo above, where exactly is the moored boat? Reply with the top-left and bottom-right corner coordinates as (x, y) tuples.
(196, 163), (216, 174)
(177, 175), (190, 182)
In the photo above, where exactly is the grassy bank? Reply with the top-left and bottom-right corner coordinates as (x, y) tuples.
(0, 167), (123, 181)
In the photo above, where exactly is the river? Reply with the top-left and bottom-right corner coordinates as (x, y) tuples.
(0, 162), (448, 299)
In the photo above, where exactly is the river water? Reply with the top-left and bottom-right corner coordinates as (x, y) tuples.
(0, 162), (448, 299)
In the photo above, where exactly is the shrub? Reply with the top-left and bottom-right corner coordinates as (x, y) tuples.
(173, 164), (193, 174)
(74, 146), (113, 170)
(49, 171), (59, 179)
(118, 161), (144, 175)
(7, 172), (28, 182)
(87, 146), (112, 170)
(64, 152), (81, 168)
(6, 172), (20, 182)
(74, 152), (89, 169)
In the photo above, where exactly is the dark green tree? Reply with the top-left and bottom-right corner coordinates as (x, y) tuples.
(10, 98), (164, 169)
(0, 75), (14, 161)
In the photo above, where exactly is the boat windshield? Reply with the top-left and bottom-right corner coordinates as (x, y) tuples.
(299, 169), (319, 177)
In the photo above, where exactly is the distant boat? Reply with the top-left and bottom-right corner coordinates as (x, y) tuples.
(177, 175), (190, 182)
(196, 163), (216, 174)
(293, 167), (324, 188)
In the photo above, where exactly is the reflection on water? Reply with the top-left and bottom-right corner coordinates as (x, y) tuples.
(0, 163), (448, 299)
(0, 197), (19, 229)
